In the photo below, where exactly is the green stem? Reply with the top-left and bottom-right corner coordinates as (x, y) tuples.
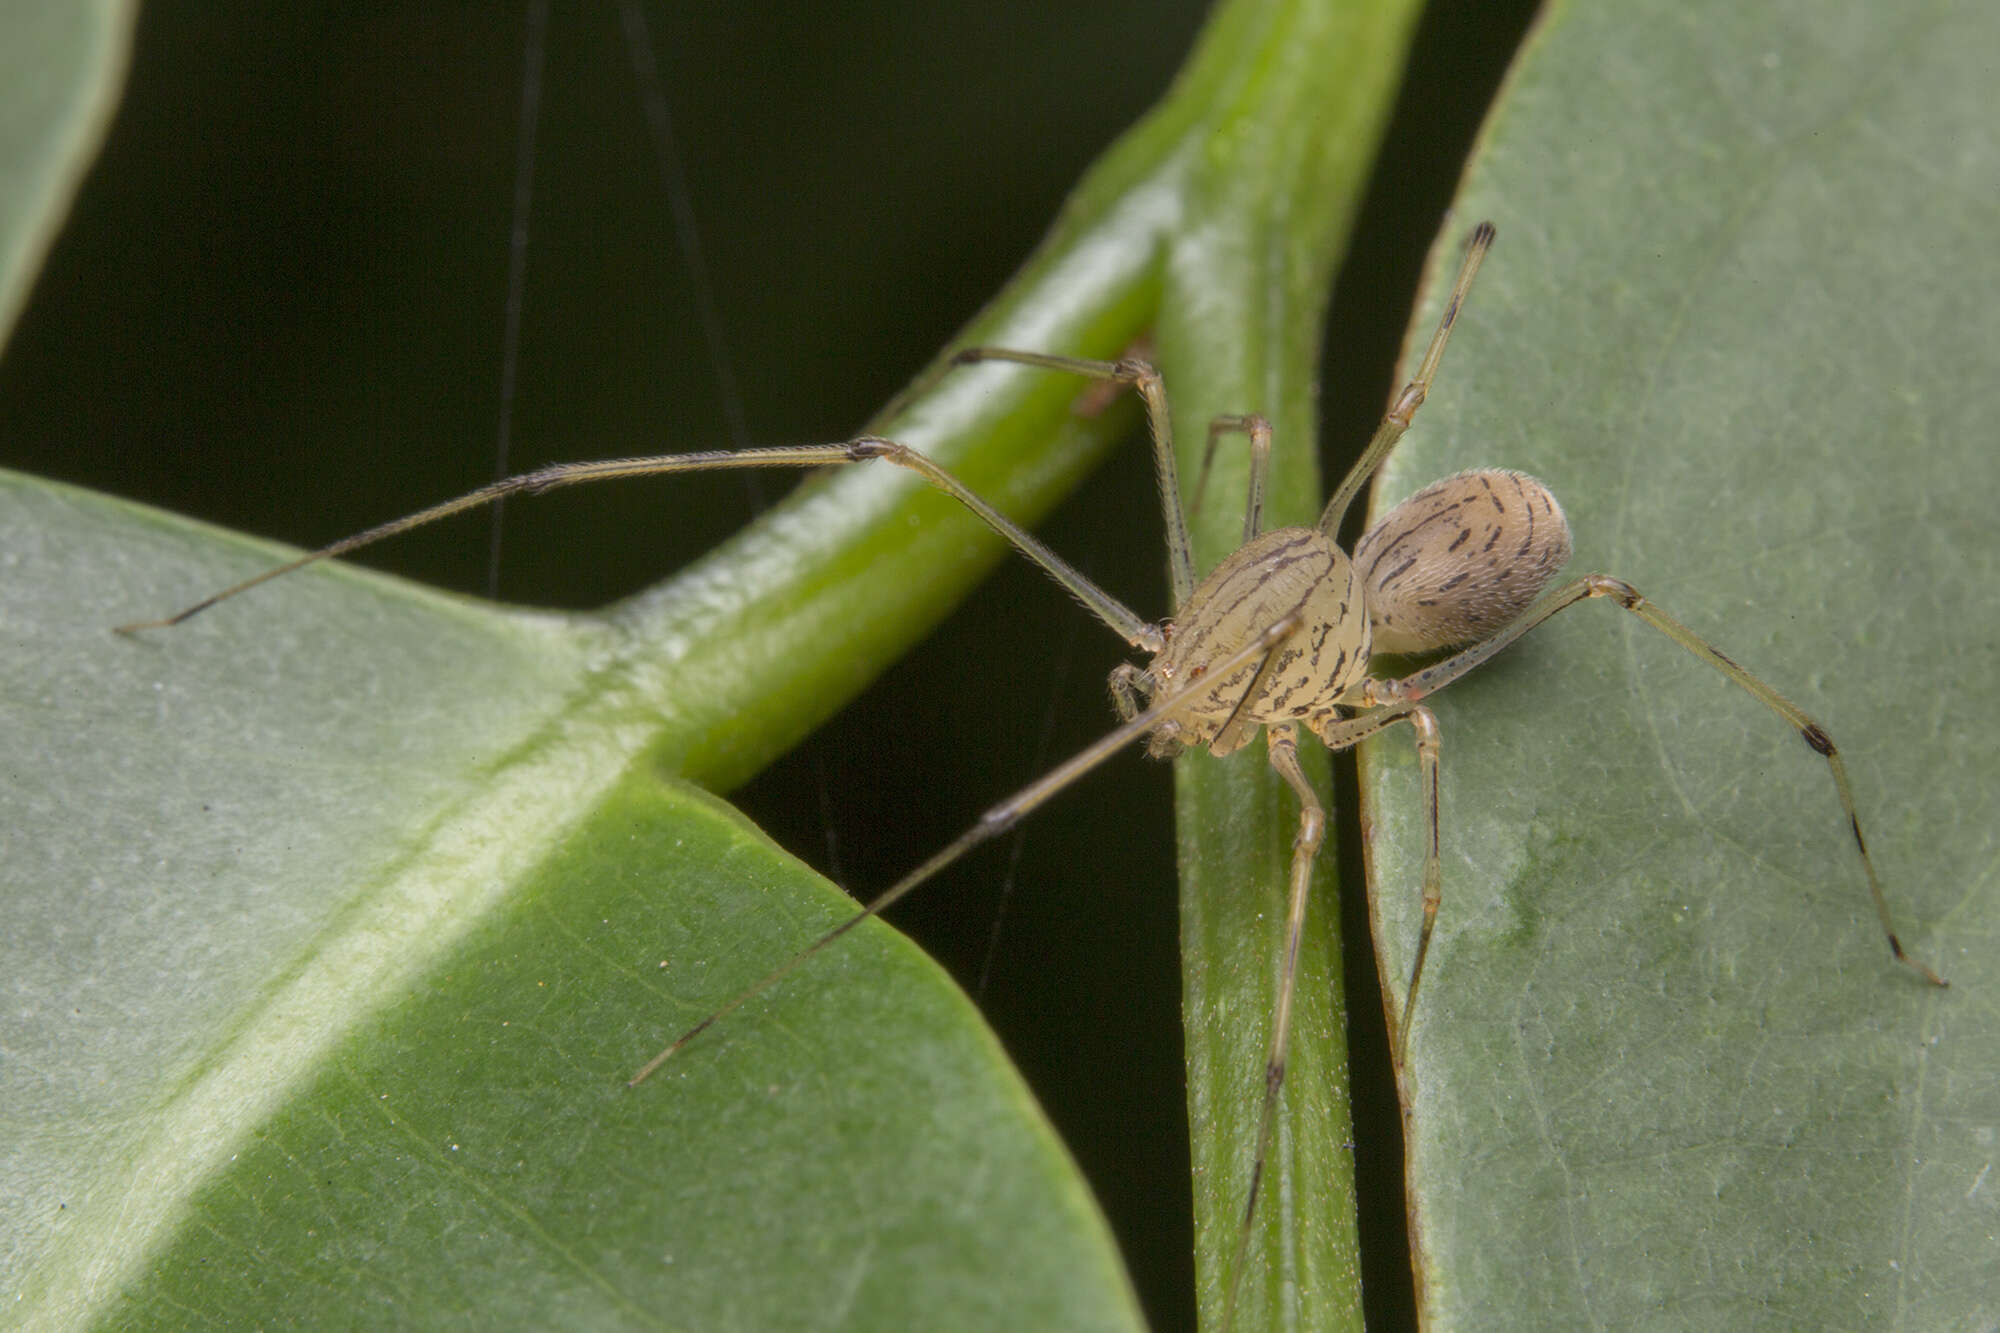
(1157, 2), (1426, 1328)
(601, 0), (1427, 1325)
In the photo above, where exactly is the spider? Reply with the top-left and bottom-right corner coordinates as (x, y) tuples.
(119, 222), (1944, 1322)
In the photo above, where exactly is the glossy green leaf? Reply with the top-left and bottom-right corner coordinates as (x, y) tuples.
(5, 474), (1146, 1329)
(1366, 0), (2000, 1326)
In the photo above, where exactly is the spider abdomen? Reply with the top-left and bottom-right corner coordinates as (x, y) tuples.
(1354, 468), (1572, 655)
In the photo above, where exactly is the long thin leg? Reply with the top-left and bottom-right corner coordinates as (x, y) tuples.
(1217, 722), (1324, 1330)
(115, 438), (1163, 653)
(1185, 414), (1274, 543)
(944, 347), (1198, 611)
(628, 607), (1307, 1086)
(1318, 221), (1495, 536)
(1315, 704), (1443, 1062)
(1362, 573), (1948, 987)
(1220, 706), (1437, 1326)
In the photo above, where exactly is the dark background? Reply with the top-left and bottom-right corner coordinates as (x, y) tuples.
(0, 1), (1536, 1325)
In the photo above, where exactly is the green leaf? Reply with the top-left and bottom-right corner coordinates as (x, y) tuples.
(1367, 0), (2000, 1326)
(5, 473), (1148, 1329)
(0, 0), (132, 348)
(1, 1), (1425, 1328)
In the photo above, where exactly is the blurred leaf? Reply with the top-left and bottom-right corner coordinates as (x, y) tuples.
(1366, 0), (2000, 1326)
(0, 0), (132, 348)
